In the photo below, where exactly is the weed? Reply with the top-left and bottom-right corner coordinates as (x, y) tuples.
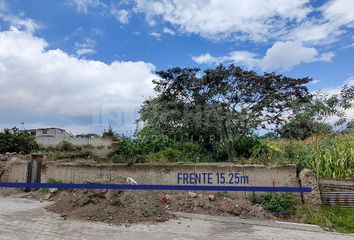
(296, 204), (354, 233)
(216, 191), (230, 198)
(260, 193), (296, 213)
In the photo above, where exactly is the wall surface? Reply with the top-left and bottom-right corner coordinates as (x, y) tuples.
(3, 160), (299, 187)
(36, 136), (113, 147)
(2, 158), (321, 203)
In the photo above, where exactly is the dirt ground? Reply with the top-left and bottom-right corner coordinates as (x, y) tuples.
(0, 185), (274, 226)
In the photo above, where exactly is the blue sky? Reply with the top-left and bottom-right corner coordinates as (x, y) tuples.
(0, 0), (353, 134)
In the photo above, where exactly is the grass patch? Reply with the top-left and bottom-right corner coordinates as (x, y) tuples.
(38, 178), (62, 194)
(296, 204), (354, 233)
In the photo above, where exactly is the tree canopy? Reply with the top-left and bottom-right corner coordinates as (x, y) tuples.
(139, 65), (312, 161)
(278, 84), (354, 139)
(0, 127), (38, 154)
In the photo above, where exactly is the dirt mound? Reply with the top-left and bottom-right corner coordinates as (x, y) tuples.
(163, 192), (274, 220)
(0, 157), (8, 181)
(47, 189), (174, 225)
(45, 188), (273, 225)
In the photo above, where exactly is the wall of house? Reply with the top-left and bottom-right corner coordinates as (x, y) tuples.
(35, 136), (113, 147)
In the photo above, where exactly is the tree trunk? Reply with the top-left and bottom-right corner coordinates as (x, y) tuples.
(226, 139), (234, 162)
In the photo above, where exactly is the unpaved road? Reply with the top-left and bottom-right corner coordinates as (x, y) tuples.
(0, 197), (352, 240)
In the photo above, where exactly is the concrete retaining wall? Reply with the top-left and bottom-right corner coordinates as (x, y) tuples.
(2, 159), (299, 187)
(1, 158), (321, 203)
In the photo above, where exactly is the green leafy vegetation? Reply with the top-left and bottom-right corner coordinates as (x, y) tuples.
(269, 133), (354, 179)
(139, 65), (312, 162)
(0, 127), (38, 154)
(109, 129), (353, 179)
(110, 129), (205, 164)
(260, 193), (296, 213)
(39, 178), (62, 194)
(106, 65), (354, 178)
(39, 141), (95, 160)
(296, 205), (354, 234)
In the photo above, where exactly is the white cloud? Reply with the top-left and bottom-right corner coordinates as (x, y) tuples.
(75, 48), (96, 57)
(0, 1), (40, 33)
(150, 31), (161, 39)
(135, 0), (354, 44)
(135, 0), (312, 42)
(192, 53), (215, 64)
(74, 38), (96, 57)
(192, 51), (259, 69)
(69, 0), (102, 14)
(111, 9), (130, 24)
(320, 0), (354, 26)
(260, 41), (334, 71)
(193, 41), (334, 71)
(288, 0), (354, 44)
(0, 27), (156, 132)
(163, 27), (175, 35)
(136, 0), (354, 71)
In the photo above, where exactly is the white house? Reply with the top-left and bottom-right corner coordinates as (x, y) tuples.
(28, 127), (112, 148)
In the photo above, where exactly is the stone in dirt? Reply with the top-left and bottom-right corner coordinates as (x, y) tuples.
(208, 194), (215, 201)
(188, 191), (197, 198)
(49, 188), (59, 194)
(161, 194), (171, 204)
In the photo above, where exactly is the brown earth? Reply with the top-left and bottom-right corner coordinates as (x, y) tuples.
(46, 189), (174, 225)
(0, 187), (273, 225)
(44, 188), (274, 225)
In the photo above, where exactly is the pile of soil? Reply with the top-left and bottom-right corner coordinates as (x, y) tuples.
(1, 176), (273, 225)
(0, 160), (7, 181)
(47, 189), (174, 225)
(45, 188), (273, 225)
(163, 191), (274, 220)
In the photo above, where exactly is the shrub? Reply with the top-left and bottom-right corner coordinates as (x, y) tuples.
(279, 118), (332, 140)
(110, 137), (137, 163)
(249, 192), (261, 204)
(234, 136), (265, 158)
(250, 139), (281, 159)
(146, 148), (182, 162)
(0, 127), (38, 154)
(260, 193), (296, 213)
(135, 128), (173, 153)
(172, 141), (204, 162)
(210, 141), (228, 161)
(57, 141), (77, 152)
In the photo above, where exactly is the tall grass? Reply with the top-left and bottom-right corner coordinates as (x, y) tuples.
(269, 132), (354, 179)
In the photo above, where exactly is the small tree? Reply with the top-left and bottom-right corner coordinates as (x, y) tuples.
(278, 115), (332, 140)
(102, 125), (116, 139)
(0, 127), (38, 154)
(279, 84), (354, 139)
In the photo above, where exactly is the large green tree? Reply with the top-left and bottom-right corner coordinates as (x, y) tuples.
(140, 65), (311, 161)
